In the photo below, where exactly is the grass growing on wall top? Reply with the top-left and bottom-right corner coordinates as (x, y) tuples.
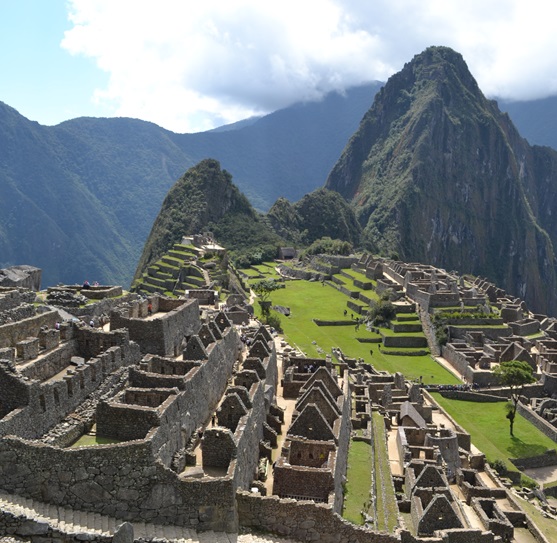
(343, 439), (373, 524)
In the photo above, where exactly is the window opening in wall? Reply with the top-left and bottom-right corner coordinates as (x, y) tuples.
(39, 395), (46, 412)
(53, 389), (60, 406)
(80, 373), (85, 389)
(67, 379), (73, 397)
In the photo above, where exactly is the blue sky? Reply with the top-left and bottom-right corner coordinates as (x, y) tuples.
(0, 1), (110, 124)
(2, 1), (557, 133)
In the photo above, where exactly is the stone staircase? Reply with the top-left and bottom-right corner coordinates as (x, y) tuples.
(0, 492), (235, 541)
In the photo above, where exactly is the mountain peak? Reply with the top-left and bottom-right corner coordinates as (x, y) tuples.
(325, 46), (557, 315)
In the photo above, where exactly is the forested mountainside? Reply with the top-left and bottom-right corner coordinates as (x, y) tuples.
(134, 159), (281, 279)
(3, 43), (557, 294)
(0, 84), (379, 288)
(267, 188), (361, 246)
(326, 46), (557, 315)
(134, 161), (364, 280)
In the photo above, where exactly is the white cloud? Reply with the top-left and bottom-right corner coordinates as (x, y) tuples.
(62, 0), (557, 132)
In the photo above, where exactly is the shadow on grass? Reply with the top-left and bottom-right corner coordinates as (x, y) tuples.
(506, 435), (552, 459)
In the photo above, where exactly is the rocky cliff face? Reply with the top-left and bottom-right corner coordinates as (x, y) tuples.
(326, 46), (557, 315)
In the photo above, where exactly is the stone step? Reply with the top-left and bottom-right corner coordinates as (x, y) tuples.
(0, 492), (234, 542)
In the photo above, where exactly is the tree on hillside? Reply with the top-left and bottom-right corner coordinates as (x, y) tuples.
(493, 360), (536, 436)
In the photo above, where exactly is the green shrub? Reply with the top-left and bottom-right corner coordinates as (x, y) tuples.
(491, 459), (507, 476)
(263, 312), (282, 332)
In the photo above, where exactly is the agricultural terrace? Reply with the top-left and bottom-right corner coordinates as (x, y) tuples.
(245, 274), (459, 385)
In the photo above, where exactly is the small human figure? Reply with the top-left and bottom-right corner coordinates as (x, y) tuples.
(211, 415), (216, 426)
(147, 302), (153, 316)
(369, 349), (373, 356)
(82, 280), (91, 289)
(55, 322), (60, 330)
(343, 309), (347, 316)
(89, 320), (95, 327)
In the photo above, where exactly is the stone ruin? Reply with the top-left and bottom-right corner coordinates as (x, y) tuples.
(0, 259), (553, 543)
(0, 280), (284, 537)
(272, 366), (351, 513)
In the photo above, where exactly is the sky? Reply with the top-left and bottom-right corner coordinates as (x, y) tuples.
(2, 0), (557, 133)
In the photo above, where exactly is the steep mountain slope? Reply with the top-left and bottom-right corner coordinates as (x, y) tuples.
(0, 84), (379, 287)
(134, 159), (281, 279)
(0, 103), (135, 287)
(326, 46), (557, 315)
(267, 188), (361, 246)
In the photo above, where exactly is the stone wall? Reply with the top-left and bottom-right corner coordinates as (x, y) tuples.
(0, 343), (138, 440)
(382, 335), (428, 348)
(510, 449), (557, 471)
(516, 403), (557, 443)
(0, 436), (237, 531)
(0, 508), (111, 543)
(447, 325), (512, 341)
(17, 340), (74, 382)
(133, 326), (240, 469)
(0, 310), (58, 349)
(110, 298), (200, 356)
(237, 491), (398, 543)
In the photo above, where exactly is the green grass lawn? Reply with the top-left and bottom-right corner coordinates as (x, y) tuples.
(372, 412), (399, 532)
(251, 263), (281, 279)
(260, 280), (459, 385)
(343, 440), (373, 524)
(431, 393), (557, 474)
(239, 267), (261, 277)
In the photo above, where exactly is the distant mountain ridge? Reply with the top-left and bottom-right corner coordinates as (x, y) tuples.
(326, 46), (557, 315)
(0, 84), (381, 287)
(2, 49), (557, 294)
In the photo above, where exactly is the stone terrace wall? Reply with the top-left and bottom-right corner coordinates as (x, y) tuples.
(237, 491), (398, 543)
(0, 436), (237, 531)
(517, 403), (557, 442)
(0, 310), (58, 349)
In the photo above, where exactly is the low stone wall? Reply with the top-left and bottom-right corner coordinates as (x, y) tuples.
(447, 325), (512, 341)
(69, 292), (138, 319)
(510, 449), (557, 471)
(81, 286), (123, 300)
(382, 335), (428, 348)
(237, 491), (398, 543)
(438, 391), (507, 403)
(277, 264), (313, 281)
(516, 403), (557, 443)
(313, 319), (354, 327)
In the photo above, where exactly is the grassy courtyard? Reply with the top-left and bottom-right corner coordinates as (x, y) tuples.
(431, 393), (557, 475)
(256, 279), (459, 385)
